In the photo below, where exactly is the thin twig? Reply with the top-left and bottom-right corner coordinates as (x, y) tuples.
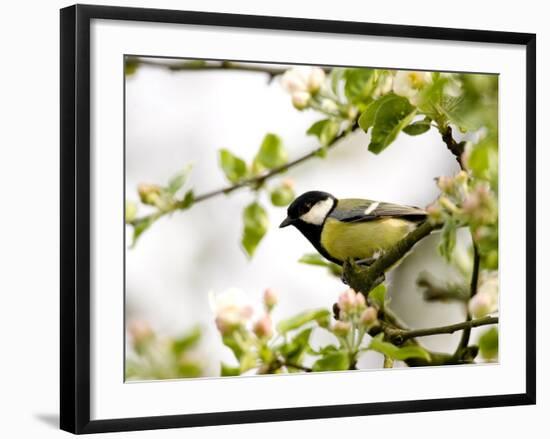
(440, 125), (467, 168)
(128, 58), (289, 80)
(385, 315), (498, 345)
(131, 122), (359, 226)
(281, 362), (313, 373)
(454, 243), (481, 357)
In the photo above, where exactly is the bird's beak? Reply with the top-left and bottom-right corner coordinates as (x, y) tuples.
(279, 216), (294, 228)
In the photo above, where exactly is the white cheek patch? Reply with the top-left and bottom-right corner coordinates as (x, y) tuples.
(300, 198), (334, 225)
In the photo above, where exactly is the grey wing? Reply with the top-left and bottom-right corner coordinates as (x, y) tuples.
(331, 199), (427, 223)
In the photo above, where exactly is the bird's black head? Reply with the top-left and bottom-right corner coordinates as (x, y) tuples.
(279, 191), (337, 229)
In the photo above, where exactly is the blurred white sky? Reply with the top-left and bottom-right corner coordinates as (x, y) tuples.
(125, 60), (474, 374)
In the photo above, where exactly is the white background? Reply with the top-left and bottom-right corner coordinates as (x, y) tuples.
(0, 0), (546, 437)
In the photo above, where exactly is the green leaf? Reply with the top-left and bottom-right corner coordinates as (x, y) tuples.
(307, 119), (340, 147)
(270, 185), (295, 207)
(467, 137), (498, 188)
(369, 96), (417, 154)
(125, 58), (139, 76)
(179, 190), (195, 209)
(478, 327), (498, 360)
(219, 149), (248, 183)
(277, 309), (331, 334)
(172, 326), (201, 355)
(241, 202), (269, 258)
(222, 334), (245, 361)
(298, 253), (342, 277)
(439, 219), (457, 262)
(131, 215), (156, 247)
(358, 95), (394, 134)
(309, 344), (339, 356)
(254, 133), (288, 170)
(167, 165), (192, 195)
(280, 328), (313, 364)
(344, 68), (376, 104)
(259, 344), (274, 364)
(368, 334), (431, 362)
(221, 362), (241, 376)
(403, 119), (431, 136)
(177, 361), (202, 378)
(239, 351), (257, 373)
(312, 350), (350, 372)
(369, 284), (387, 310)
(298, 253), (332, 267)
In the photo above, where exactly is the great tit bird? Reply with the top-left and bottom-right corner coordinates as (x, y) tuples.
(279, 191), (427, 266)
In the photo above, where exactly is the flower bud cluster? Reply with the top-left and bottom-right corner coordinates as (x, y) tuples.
(280, 67), (326, 110)
(334, 289), (378, 332)
(138, 183), (162, 206)
(210, 288), (254, 336)
(428, 170), (497, 233)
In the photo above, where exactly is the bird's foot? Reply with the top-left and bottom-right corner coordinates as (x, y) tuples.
(355, 250), (384, 266)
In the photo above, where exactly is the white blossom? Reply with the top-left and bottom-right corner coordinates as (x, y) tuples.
(392, 70), (432, 105)
(320, 98), (338, 114)
(291, 91), (311, 110)
(372, 73), (394, 98)
(209, 288), (253, 334)
(280, 66), (325, 94)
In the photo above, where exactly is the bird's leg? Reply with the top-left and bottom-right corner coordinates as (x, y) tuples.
(355, 250), (384, 266)
(354, 257), (376, 266)
(371, 273), (386, 290)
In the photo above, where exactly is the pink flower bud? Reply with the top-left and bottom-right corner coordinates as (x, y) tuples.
(468, 293), (493, 319)
(436, 176), (454, 193)
(355, 292), (366, 309)
(426, 203), (443, 223)
(360, 307), (378, 328)
(263, 288), (278, 311)
(137, 183), (161, 205)
(281, 178), (295, 189)
(338, 289), (357, 314)
(253, 315), (273, 339)
(332, 320), (351, 337)
(128, 320), (154, 345)
(291, 91), (311, 110)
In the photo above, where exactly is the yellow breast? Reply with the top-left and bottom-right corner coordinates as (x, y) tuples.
(320, 217), (416, 262)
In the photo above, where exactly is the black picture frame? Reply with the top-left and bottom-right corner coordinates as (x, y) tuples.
(60, 4), (536, 434)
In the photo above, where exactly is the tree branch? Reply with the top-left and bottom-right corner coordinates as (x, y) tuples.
(439, 125), (467, 168)
(130, 122), (359, 227)
(385, 315), (498, 345)
(194, 125), (354, 203)
(454, 243), (481, 356)
(343, 221), (437, 295)
(127, 58), (330, 82)
(281, 362), (313, 373)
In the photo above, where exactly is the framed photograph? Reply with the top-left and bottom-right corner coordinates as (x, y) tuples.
(60, 4), (536, 434)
